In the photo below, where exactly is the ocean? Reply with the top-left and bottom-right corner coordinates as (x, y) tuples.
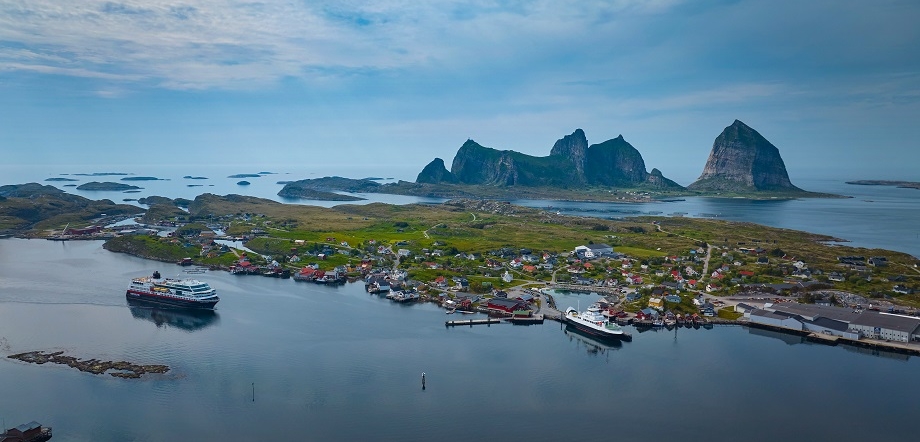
(1, 238), (918, 441)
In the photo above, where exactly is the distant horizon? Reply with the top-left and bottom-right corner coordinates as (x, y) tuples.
(2, 159), (917, 190)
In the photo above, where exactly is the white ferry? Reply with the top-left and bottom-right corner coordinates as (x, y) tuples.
(565, 305), (628, 339)
(126, 271), (220, 309)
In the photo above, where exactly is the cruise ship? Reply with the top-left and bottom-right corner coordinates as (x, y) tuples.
(126, 271), (220, 309)
(565, 305), (630, 339)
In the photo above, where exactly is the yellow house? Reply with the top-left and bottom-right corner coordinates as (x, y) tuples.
(648, 297), (664, 310)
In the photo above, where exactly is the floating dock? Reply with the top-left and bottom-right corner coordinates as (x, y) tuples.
(445, 318), (503, 327)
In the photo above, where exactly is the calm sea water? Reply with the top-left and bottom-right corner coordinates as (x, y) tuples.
(2, 164), (917, 257)
(0, 239), (918, 441)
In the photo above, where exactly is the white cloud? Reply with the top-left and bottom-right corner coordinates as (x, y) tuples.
(0, 0), (683, 90)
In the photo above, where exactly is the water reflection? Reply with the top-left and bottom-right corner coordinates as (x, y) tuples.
(563, 324), (623, 356)
(127, 298), (220, 331)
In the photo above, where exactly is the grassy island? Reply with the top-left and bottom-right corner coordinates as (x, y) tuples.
(88, 193), (920, 310)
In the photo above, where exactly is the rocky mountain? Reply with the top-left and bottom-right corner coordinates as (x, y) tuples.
(689, 120), (802, 192)
(416, 158), (458, 184)
(418, 131), (681, 190)
(549, 129), (588, 178)
(584, 135), (650, 187)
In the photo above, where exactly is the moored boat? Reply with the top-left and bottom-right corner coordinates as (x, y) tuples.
(565, 305), (629, 339)
(126, 271), (220, 309)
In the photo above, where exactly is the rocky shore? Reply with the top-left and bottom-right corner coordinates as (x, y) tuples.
(8, 350), (169, 378)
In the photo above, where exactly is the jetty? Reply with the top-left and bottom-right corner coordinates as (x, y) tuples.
(445, 318), (503, 327)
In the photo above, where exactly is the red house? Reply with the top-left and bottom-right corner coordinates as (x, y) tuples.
(486, 298), (528, 314)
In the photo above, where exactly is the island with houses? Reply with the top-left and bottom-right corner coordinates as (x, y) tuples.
(3, 180), (918, 355)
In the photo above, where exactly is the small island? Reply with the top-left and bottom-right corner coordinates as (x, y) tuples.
(228, 174), (262, 178)
(76, 181), (142, 191)
(237, 180), (251, 186)
(73, 172), (129, 176)
(846, 180), (920, 190)
(183, 176), (209, 180)
(121, 176), (163, 181)
(278, 187), (365, 201)
(8, 350), (169, 378)
(45, 177), (79, 182)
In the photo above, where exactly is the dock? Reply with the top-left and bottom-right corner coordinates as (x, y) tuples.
(445, 318), (503, 327)
(508, 314), (545, 325)
(806, 333), (840, 344)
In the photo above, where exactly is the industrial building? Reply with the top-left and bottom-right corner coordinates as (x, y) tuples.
(750, 302), (920, 343)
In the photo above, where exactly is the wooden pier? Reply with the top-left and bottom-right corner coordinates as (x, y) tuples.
(508, 314), (545, 325)
(445, 318), (503, 327)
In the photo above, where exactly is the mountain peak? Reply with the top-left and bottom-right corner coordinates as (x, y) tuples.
(416, 158), (457, 184)
(688, 120), (801, 192)
(550, 129), (589, 178)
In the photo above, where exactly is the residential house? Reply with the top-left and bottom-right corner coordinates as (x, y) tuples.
(664, 294), (682, 304)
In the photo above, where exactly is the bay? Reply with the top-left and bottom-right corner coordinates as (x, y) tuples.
(0, 238), (918, 441)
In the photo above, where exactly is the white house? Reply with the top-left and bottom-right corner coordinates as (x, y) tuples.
(574, 243), (613, 259)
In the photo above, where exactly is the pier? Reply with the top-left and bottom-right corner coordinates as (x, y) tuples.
(445, 318), (503, 327)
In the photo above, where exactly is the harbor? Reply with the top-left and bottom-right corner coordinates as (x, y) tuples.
(2, 237), (920, 441)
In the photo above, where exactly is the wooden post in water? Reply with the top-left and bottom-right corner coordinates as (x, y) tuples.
(252, 382), (255, 402)
(421, 372), (426, 390)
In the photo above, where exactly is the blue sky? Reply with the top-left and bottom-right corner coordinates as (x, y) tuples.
(1, 0), (919, 184)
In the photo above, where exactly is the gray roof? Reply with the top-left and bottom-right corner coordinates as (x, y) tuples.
(805, 317), (850, 332)
(851, 312), (920, 334)
(750, 309), (794, 321)
(586, 243), (612, 250)
(15, 421), (42, 432)
(769, 303), (862, 323)
(736, 303), (757, 311)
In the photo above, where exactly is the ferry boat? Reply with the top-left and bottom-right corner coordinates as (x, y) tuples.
(565, 305), (629, 339)
(126, 271), (220, 309)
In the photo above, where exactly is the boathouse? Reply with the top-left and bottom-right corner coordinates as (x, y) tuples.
(486, 298), (528, 314)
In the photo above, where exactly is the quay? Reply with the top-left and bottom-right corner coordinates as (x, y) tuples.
(746, 322), (920, 356)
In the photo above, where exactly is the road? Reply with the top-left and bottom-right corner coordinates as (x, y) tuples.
(654, 222), (714, 280)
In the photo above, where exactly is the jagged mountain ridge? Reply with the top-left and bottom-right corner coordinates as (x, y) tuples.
(416, 131), (681, 189)
(689, 120), (802, 192)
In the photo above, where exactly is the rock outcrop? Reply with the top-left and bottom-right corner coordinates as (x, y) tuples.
(550, 129), (588, 178)
(689, 120), (802, 192)
(416, 158), (458, 184)
(419, 132), (681, 190)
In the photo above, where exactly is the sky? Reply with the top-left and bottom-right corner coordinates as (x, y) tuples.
(1, 0), (919, 185)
